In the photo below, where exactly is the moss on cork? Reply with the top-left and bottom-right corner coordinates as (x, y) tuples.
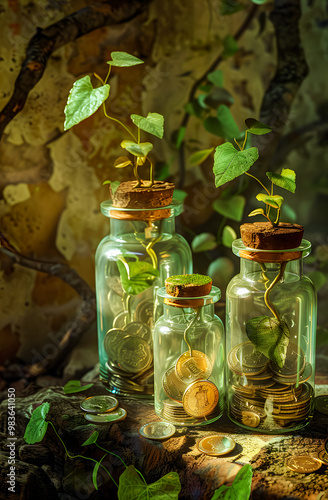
(166, 274), (212, 286)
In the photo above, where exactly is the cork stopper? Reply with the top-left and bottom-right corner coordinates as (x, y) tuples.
(165, 274), (212, 298)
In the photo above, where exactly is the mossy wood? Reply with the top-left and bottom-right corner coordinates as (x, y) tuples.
(165, 274), (212, 297)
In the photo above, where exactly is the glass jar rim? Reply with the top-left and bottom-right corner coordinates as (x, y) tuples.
(100, 198), (183, 218)
(232, 238), (311, 259)
(156, 286), (221, 305)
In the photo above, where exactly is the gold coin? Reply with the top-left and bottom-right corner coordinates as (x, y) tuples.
(271, 343), (305, 378)
(197, 435), (236, 456)
(84, 407), (127, 424)
(317, 449), (328, 465)
(175, 350), (212, 384)
(123, 322), (151, 343)
(273, 363), (312, 385)
(139, 421), (176, 440)
(103, 328), (127, 360)
(163, 366), (188, 402)
(134, 299), (154, 327)
(236, 342), (268, 369)
(240, 410), (261, 428)
(315, 395), (328, 415)
(117, 336), (152, 373)
(80, 395), (118, 413)
(228, 344), (268, 376)
(182, 380), (219, 417)
(286, 455), (322, 473)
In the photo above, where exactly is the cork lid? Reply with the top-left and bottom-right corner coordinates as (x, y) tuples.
(165, 274), (212, 298)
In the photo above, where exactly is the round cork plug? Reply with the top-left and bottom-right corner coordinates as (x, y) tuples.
(165, 274), (212, 298)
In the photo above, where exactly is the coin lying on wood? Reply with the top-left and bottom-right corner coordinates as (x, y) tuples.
(84, 407), (127, 424)
(286, 455), (322, 473)
(139, 421), (176, 440)
(80, 395), (119, 414)
(197, 434), (236, 456)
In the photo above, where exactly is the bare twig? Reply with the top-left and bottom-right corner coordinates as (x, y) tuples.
(0, 0), (152, 140)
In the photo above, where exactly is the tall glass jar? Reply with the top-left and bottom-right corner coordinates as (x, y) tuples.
(153, 287), (225, 426)
(95, 200), (192, 397)
(226, 239), (316, 433)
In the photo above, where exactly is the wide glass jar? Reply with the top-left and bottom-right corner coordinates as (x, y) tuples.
(226, 239), (317, 433)
(95, 200), (192, 397)
(153, 287), (225, 426)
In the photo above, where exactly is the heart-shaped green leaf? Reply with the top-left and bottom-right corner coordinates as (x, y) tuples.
(188, 148), (214, 166)
(216, 105), (240, 139)
(130, 112), (164, 139)
(64, 76), (110, 130)
(82, 430), (99, 446)
(213, 194), (245, 221)
(118, 465), (181, 500)
(222, 225), (237, 247)
(244, 118), (272, 135)
(246, 316), (290, 368)
(103, 180), (120, 197)
(63, 380), (94, 394)
(256, 193), (284, 209)
(213, 142), (259, 187)
(121, 141), (153, 157)
(211, 464), (253, 500)
(191, 233), (217, 253)
(107, 52), (144, 67)
(222, 34), (239, 57)
(23, 402), (50, 444)
(266, 168), (296, 193)
(117, 259), (159, 296)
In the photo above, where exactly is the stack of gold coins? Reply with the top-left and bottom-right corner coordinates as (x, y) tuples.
(228, 341), (313, 430)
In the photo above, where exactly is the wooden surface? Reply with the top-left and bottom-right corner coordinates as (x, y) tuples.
(0, 381), (327, 499)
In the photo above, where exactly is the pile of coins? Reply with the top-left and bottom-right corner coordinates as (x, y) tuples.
(161, 348), (220, 425)
(80, 395), (127, 424)
(228, 341), (313, 429)
(103, 298), (154, 395)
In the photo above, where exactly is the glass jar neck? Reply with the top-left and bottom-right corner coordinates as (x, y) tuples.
(109, 216), (175, 237)
(239, 257), (303, 277)
(163, 302), (215, 320)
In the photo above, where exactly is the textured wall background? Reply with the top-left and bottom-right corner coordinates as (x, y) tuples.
(0, 0), (327, 379)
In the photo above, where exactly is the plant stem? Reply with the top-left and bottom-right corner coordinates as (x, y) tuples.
(234, 138), (243, 150)
(103, 104), (137, 142)
(104, 65), (111, 85)
(184, 307), (201, 356)
(147, 157), (154, 186)
(95, 443), (127, 469)
(133, 159), (142, 187)
(264, 261), (287, 321)
(245, 172), (270, 195)
(242, 130), (248, 151)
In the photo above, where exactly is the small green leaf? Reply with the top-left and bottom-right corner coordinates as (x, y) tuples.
(107, 51), (144, 68)
(117, 258), (159, 296)
(207, 69), (223, 87)
(63, 380), (94, 394)
(244, 118), (272, 135)
(248, 208), (265, 217)
(213, 142), (259, 187)
(188, 148), (214, 166)
(82, 431), (99, 446)
(114, 156), (133, 169)
(118, 465), (181, 500)
(130, 112), (164, 139)
(266, 168), (296, 193)
(173, 189), (188, 202)
(204, 87), (234, 109)
(213, 195), (246, 222)
(246, 316), (290, 368)
(204, 116), (226, 137)
(174, 126), (186, 148)
(121, 141), (153, 157)
(191, 233), (217, 253)
(103, 180), (120, 197)
(92, 460), (101, 491)
(184, 100), (204, 118)
(64, 76), (110, 130)
(222, 35), (239, 58)
(256, 193), (284, 209)
(281, 203), (297, 222)
(23, 402), (50, 444)
(211, 464), (253, 499)
(220, 0), (244, 15)
(222, 225), (237, 247)
(217, 105), (240, 140)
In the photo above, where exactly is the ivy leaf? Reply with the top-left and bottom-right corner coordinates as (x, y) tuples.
(23, 402), (50, 444)
(121, 141), (153, 157)
(130, 112), (164, 139)
(244, 118), (272, 135)
(219, 0), (244, 15)
(207, 69), (223, 87)
(246, 316), (290, 368)
(117, 259), (159, 296)
(114, 156), (133, 169)
(191, 233), (217, 253)
(266, 168), (296, 193)
(211, 464), (253, 500)
(222, 225), (237, 247)
(217, 105), (240, 140)
(107, 51), (144, 67)
(103, 180), (120, 197)
(64, 76), (110, 130)
(213, 142), (259, 187)
(188, 148), (214, 166)
(118, 465), (181, 500)
(204, 87), (234, 109)
(204, 116), (226, 137)
(222, 35), (239, 57)
(213, 195), (246, 222)
(248, 208), (265, 218)
(63, 380), (94, 394)
(256, 193), (284, 209)
(82, 431), (99, 446)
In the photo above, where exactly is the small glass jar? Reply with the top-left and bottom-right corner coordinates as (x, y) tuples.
(95, 200), (192, 397)
(226, 239), (317, 433)
(153, 287), (225, 426)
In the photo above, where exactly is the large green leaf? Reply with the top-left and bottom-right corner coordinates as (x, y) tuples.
(64, 76), (110, 130)
(266, 168), (296, 193)
(191, 233), (217, 253)
(256, 193), (284, 209)
(213, 142), (259, 187)
(211, 464), (253, 500)
(107, 51), (144, 67)
(204, 116), (226, 137)
(23, 402), (50, 444)
(244, 118), (272, 135)
(117, 259), (159, 296)
(246, 316), (290, 368)
(63, 380), (94, 394)
(188, 148), (214, 166)
(118, 465), (181, 500)
(213, 195), (245, 221)
(121, 141), (153, 157)
(216, 105), (240, 140)
(130, 112), (164, 139)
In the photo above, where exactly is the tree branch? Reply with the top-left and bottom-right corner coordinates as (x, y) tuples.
(0, 0), (152, 140)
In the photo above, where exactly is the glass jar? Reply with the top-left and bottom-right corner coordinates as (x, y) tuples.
(95, 200), (192, 397)
(153, 287), (225, 426)
(226, 239), (317, 433)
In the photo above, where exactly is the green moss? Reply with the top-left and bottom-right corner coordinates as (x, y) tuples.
(166, 274), (212, 286)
